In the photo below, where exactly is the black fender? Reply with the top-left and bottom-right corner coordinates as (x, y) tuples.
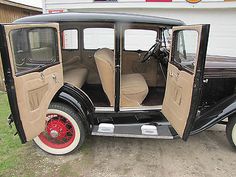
(191, 94), (236, 135)
(52, 83), (95, 131)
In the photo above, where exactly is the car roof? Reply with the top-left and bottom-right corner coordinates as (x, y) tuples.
(13, 12), (185, 27)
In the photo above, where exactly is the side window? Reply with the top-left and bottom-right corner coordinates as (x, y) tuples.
(124, 29), (157, 51)
(173, 30), (198, 72)
(83, 28), (114, 50)
(62, 29), (78, 50)
(10, 28), (59, 74)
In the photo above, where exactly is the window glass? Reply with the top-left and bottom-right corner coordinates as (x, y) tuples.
(10, 28), (59, 74)
(124, 29), (157, 51)
(62, 29), (78, 50)
(173, 30), (198, 72)
(29, 31), (40, 49)
(84, 28), (114, 49)
(163, 28), (172, 49)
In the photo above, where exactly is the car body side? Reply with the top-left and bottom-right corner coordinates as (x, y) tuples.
(1, 12), (236, 143)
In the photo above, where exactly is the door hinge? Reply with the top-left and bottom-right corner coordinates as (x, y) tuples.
(7, 114), (18, 136)
(7, 114), (14, 128)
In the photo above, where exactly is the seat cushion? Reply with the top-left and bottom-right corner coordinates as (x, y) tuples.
(121, 74), (149, 106)
(64, 68), (88, 88)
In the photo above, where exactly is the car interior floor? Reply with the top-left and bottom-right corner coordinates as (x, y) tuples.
(142, 87), (165, 106)
(82, 84), (110, 107)
(82, 84), (165, 107)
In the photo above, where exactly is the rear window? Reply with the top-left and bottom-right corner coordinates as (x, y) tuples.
(10, 28), (59, 74)
(83, 28), (114, 50)
(62, 29), (78, 50)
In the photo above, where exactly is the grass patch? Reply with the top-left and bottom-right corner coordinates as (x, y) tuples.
(0, 92), (22, 174)
(0, 92), (87, 177)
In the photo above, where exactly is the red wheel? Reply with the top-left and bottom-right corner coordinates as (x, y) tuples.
(34, 103), (86, 155)
(38, 113), (76, 149)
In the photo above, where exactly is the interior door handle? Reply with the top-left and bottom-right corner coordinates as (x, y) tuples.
(169, 72), (174, 77)
(52, 74), (58, 83)
(169, 71), (179, 78)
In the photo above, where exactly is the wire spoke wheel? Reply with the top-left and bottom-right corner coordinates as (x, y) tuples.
(38, 114), (76, 149)
(34, 102), (86, 155)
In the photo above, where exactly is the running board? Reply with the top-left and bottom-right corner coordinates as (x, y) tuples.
(91, 123), (174, 139)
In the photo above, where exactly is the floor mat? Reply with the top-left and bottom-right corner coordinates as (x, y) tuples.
(142, 87), (165, 106)
(82, 84), (110, 107)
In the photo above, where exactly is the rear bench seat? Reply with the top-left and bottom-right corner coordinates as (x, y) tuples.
(64, 68), (88, 88)
(31, 47), (88, 88)
(63, 56), (88, 88)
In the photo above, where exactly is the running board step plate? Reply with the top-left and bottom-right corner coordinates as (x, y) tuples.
(92, 123), (174, 139)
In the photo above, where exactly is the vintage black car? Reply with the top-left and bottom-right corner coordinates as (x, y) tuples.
(0, 12), (236, 155)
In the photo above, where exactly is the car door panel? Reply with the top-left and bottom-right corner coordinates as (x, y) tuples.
(162, 64), (194, 136)
(162, 24), (210, 140)
(0, 23), (63, 142)
(14, 65), (63, 141)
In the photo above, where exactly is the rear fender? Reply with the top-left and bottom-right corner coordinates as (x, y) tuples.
(53, 83), (95, 131)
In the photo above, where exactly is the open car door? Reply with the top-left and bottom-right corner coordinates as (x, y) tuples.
(0, 23), (63, 143)
(162, 24), (210, 140)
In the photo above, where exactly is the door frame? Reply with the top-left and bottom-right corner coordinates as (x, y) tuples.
(0, 23), (63, 143)
(163, 24), (210, 140)
(0, 24), (26, 142)
(180, 25), (210, 140)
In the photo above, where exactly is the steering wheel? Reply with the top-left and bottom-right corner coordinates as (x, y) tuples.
(141, 40), (162, 63)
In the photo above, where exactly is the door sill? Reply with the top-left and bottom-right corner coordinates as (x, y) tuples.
(95, 105), (162, 113)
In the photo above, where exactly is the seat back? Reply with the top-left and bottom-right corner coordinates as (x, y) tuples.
(94, 48), (115, 106)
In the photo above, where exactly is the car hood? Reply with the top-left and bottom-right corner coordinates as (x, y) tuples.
(204, 55), (236, 78)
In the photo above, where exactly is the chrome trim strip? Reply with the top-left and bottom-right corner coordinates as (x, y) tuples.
(95, 107), (114, 112)
(91, 132), (173, 139)
(95, 105), (162, 112)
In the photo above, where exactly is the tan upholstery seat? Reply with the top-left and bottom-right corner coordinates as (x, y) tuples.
(94, 48), (148, 107)
(121, 74), (149, 106)
(64, 68), (88, 88)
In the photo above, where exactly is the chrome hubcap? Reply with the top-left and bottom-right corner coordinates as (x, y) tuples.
(50, 130), (59, 138)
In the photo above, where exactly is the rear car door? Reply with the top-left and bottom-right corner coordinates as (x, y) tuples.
(162, 25), (210, 140)
(0, 23), (63, 143)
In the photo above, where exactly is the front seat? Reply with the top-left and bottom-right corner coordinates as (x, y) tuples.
(94, 48), (148, 107)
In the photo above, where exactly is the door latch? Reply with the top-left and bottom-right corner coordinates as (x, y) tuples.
(203, 79), (208, 83)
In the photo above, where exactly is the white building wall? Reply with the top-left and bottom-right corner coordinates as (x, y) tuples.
(43, 0), (236, 57)
(78, 8), (235, 57)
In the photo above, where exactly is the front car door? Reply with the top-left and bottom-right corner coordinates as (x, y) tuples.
(162, 25), (210, 140)
(0, 23), (63, 143)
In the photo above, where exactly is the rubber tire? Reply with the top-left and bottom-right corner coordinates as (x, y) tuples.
(226, 117), (236, 149)
(33, 102), (86, 155)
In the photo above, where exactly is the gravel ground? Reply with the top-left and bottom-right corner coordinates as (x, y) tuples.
(3, 125), (236, 177)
